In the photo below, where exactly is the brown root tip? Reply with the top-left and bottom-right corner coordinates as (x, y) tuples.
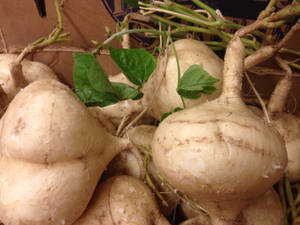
(9, 62), (28, 89)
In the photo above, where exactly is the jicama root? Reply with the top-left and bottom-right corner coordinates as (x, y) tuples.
(0, 79), (130, 225)
(180, 188), (284, 225)
(73, 175), (171, 225)
(151, 37), (287, 225)
(103, 125), (180, 217)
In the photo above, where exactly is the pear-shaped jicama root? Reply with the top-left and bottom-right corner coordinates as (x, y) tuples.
(180, 188), (284, 225)
(103, 125), (180, 217)
(0, 54), (58, 104)
(151, 37), (287, 225)
(73, 175), (171, 225)
(143, 39), (224, 120)
(0, 79), (130, 225)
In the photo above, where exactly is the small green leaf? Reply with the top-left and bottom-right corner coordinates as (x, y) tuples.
(177, 89), (200, 99)
(160, 107), (183, 121)
(109, 46), (156, 87)
(160, 112), (172, 122)
(112, 82), (143, 100)
(124, 0), (139, 8)
(73, 53), (119, 107)
(173, 107), (183, 112)
(177, 64), (219, 99)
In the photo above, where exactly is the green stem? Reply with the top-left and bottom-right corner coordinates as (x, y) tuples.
(265, 19), (288, 28)
(278, 179), (288, 225)
(258, 0), (277, 19)
(150, 14), (213, 35)
(140, 3), (221, 27)
(280, 47), (300, 57)
(167, 32), (186, 108)
(155, 172), (210, 221)
(15, 1), (70, 64)
(203, 41), (227, 48)
(191, 0), (219, 21)
(92, 29), (165, 55)
(165, 0), (211, 22)
(224, 21), (269, 42)
(144, 152), (168, 206)
(285, 176), (297, 225)
(267, 3), (300, 22)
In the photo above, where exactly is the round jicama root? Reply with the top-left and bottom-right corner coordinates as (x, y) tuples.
(103, 125), (180, 217)
(0, 79), (130, 225)
(180, 188), (284, 225)
(151, 37), (287, 225)
(73, 175), (171, 225)
(0, 54), (58, 115)
(143, 39), (224, 120)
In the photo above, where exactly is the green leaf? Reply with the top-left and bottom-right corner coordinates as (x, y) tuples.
(112, 82), (143, 100)
(160, 107), (183, 122)
(173, 107), (183, 112)
(177, 64), (219, 99)
(176, 89), (200, 99)
(73, 53), (119, 107)
(108, 46), (156, 87)
(160, 112), (172, 122)
(124, 0), (139, 8)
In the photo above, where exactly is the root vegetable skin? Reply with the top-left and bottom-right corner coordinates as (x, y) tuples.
(249, 106), (300, 182)
(180, 188), (284, 225)
(151, 37), (287, 225)
(73, 175), (171, 225)
(143, 39), (224, 120)
(103, 125), (180, 217)
(248, 55), (300, 182)
(0, 79), (129, 225)
(0, 54), (58, 102)
(241, 188), (284, 225)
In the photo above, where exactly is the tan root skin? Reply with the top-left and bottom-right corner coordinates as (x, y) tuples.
(180, 188), (284, 225)
(249, 106), (300, 182)
(143, 39), (224, 120)
(152, 37), (287, 225)
(0, 54), (58, 103)
(0, 79), (129, 225)
(73, 175), (171, 225)
(103, 125), (179, 217)
(241, 188), (284, 225)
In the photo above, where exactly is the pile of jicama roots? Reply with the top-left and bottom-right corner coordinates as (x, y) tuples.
(1, 1), (300, 225)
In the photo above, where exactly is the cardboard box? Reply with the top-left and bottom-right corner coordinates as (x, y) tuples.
(0, 0), (124, 86)
(1, 0), (299, 114)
